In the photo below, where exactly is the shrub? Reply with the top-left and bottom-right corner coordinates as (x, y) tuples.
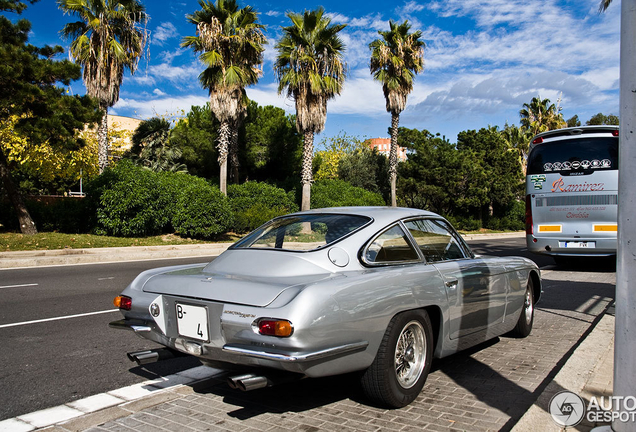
(172, 180), (233, 239)
(88, 161), (225, 237)
(228, 182), (298, 233)
(446, 215), (482, 232)
(89, 161), (172, 236)
(311, 179), (385, 209)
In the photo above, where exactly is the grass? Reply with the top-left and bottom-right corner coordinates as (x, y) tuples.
(0, 232), (242, 252)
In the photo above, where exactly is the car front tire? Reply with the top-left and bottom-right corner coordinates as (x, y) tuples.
(360, 309), (433, 408)
(510, 278), (535, 338)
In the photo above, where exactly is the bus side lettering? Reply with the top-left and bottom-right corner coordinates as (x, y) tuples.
(551, 177), (605, 193)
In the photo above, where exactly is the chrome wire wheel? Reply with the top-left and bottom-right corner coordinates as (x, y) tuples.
(394, 320), (426, 389)
(524, 286), (534, 325)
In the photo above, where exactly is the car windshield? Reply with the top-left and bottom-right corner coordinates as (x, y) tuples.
(233, 214), (372, 251)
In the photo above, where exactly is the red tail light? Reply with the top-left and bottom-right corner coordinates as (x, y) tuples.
(532, 137), (544, 144)
(612, 130), (619, 137)
(525, 195), (533, 235)
(256, 319), (293, 337)
(114, 295), (132, 310)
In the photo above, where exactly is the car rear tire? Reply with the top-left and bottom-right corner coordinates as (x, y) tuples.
(511, 278), (535, 338)
(360, 309), (433, 408)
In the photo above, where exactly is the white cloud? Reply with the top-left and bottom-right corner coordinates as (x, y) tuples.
(152, 22), (179, 45)
(114, 95), (208, 119)
(399, 1), (425, 15)
(153, 88), (166, 96)
(265, 10), (282, 17)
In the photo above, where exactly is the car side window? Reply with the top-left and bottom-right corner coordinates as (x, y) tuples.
(404, 219), (467, 262)
(364, 225), (420, 264)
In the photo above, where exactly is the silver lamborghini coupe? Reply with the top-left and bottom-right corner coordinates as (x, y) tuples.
(111, 207), (541, 408)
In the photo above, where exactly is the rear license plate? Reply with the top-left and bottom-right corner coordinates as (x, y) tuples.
(176, 303), (209, 341)
(559, 241), (596, 248)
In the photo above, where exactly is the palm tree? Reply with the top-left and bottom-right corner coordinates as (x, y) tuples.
(182, 0), (265, 194)
(275, 7), (347, 211)
(58, 0), (148, 174)
(369, 20), (425, 207)
(519, 96), (566, 137)
(599, 0), (612, 12)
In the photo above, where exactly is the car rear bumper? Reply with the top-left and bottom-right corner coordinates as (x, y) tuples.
(110, 319), (369, 376)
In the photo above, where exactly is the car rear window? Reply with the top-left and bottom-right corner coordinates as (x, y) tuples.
(233, 214), (371, 251)
(527, 137), (618, 175)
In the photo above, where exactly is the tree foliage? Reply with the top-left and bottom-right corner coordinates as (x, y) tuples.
(369, 20), (424, 207)
(586, 112), (619, 126)
(183, 0), (265, 193)
(127, 117), (186, 172)
(275, 7), (347, 211)
(519, 96), (566, 137)
(58, 0), (148, 173)
(242, 101), (302, 182)
(1, 0), (100, 233)
(397, 127), (524, 230)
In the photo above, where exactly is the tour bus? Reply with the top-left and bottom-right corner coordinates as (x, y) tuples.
(525, 125), (618, 263)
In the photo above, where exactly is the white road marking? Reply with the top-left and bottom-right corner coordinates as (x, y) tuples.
(0, 283), (39, 289)
(0, 309), (119, 329)
(97, 277), (115, 281)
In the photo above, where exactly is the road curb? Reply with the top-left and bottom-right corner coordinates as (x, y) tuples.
(0, 243), (233, 269)
(0, 366), (225, 431)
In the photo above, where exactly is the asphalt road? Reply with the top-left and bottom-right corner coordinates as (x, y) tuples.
(0, 238), (614, 421)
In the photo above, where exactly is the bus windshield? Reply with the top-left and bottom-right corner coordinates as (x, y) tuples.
(527, 137), (618, 175)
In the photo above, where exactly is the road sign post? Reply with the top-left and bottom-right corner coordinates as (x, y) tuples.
(614, 0), (636, 430)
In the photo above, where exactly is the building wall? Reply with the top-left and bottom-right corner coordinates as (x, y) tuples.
(365, 138), (408, 161)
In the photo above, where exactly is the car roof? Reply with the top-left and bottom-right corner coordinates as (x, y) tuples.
(289, 206), (441, 226)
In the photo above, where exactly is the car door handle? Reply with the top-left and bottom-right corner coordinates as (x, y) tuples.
(445, 279), (458, 289)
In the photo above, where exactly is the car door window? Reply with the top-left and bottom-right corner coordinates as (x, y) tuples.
(404, 219), (467, 262)
(363, 225), (420, 264)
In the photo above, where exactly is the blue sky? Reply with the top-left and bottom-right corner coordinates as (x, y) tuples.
(17, 0), (620, 144)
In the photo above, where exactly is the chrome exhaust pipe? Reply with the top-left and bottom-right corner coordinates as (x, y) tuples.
(237, 376), (269, 391)
(127, 348), (187, 365)
(227, 373), (258, 390)
(227, 373), (270, 391)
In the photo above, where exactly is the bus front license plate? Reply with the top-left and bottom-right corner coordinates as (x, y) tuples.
(560, 241), (596, 248)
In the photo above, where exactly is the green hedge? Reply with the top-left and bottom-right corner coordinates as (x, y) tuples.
(311, 179), (385, 209)
(228, 182), (298, 233)
(172, 179), (233, 238)
(88, 160), (233, 238)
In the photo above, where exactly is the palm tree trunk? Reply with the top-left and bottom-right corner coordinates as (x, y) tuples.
(97, 105), (109, 174)
(0, 146), (37, 234)
(389, 112), (400, 207)
(217, 120), (231, 195)
(301, 130), (314, 211)
(229, 125), (240, 184)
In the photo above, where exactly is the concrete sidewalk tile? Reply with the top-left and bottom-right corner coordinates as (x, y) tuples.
(0, 418), (35, 432)
(145, 373), (194, 389)
(55, 406), (131, 432)
(17, 405), (84, 428)
(67, 393), (125, 413)
(107, 382), (166, 401)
